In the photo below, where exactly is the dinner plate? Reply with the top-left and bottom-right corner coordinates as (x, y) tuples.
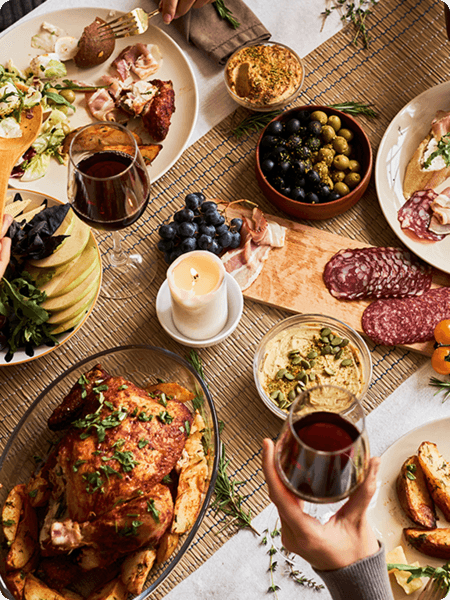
(375, 81), (450, 274)
(0, 189), (101, 366)
(0, 7), (198, 200)
(368, 416), (450, 599)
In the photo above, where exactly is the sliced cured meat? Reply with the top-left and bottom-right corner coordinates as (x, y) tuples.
(429, 187), (450, 235)
(398, 189), (445, 242)
(362, 287), (450, 346)
(323, 247), (432, 300)
(112, 43), (162, 81)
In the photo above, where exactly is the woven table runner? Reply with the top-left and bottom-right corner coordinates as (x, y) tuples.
(0, 0), (446, 594)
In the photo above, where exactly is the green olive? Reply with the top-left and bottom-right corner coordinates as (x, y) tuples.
(342, 143), (352, 157)
(333, 154), (350, 171)
(321, 125), (336, 144)
(59, 89), (76, 103)
(334, 181), (350, 196)
(46, 87), (59, 105)
(328, 115), (342, 132)
(344, 172), (362, 188)
(337, 128), (354, 142)
(332, 136), (349, 154)
(348, 159), (361, 172)
(331, 170), (346, 183)
(310, 110), (328, 125)
(318, 147), (334, 166)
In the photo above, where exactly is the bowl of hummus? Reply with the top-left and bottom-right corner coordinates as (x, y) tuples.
(224, 42), (304, 112)
(253, 314), (372, 419)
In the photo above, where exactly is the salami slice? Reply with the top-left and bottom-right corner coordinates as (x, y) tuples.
(397, 189), (445, 242)
(323, 247), (432, 300)
(362, 286), (450, 346)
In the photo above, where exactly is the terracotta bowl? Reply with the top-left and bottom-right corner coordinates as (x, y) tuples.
(255, 106), (373, 220)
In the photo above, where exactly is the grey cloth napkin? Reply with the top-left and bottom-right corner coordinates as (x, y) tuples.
(172, 0), (271, 65)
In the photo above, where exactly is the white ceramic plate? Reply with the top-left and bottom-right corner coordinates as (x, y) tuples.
(375, 81), (450, 274)
(1, 189), (101, 366)
(0, 7), (198, 200)
(368, 416), (450, 599)
(156, 274), (243, 347)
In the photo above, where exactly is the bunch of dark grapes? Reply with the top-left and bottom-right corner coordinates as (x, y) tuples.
(157, 192), (243, 264)
(259, 109), (344, 205)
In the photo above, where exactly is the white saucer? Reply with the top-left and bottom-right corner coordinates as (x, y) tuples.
(156, 273), (244, 347)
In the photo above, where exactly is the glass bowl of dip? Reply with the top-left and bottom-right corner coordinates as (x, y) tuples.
(224, 41), (305, 112)
(253, 314), (372, 420)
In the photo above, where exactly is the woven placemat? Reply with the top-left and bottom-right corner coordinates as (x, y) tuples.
(0, 0), (445, 594)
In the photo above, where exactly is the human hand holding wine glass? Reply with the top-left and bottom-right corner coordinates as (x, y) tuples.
(67, 122), (156, 299)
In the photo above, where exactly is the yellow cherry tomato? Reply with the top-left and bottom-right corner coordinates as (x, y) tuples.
(431, 346), (450, 375)
(434, 320), (450, 345)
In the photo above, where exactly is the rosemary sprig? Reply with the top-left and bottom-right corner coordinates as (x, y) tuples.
(230, 110), (283, 138)
(429, 377), (450, 403)
(211, 443), (259, 535)
(321, 0), (377, 49)
(187, 349), (206, 381)
(213, 0), (240, 29)
(327, 101), (378, 118)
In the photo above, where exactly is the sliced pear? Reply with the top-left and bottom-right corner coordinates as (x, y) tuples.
(51, 308), (90, 335)
(42, 265), (100, 313)
(49, 286), (98, 329)
(54, 206), (76, 237)
(40, 239), (99, 299)
(29, 216), (90, 268)
(25, 256), (79, 286)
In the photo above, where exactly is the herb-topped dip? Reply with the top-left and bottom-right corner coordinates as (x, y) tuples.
(259, 323), (365, 413)
(225, 43), (303, 108)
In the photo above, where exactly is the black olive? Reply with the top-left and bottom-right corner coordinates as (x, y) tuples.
(290, 187), (306, 202)
(318, 183), (331, 199)
(279, 185), (292, 197)
(306, 170), (321, 187)
(298, 125), (309, 138)
(266, 121), (284, 136)
(328, 191), (342, 201)
(297, 110), (311, 124)
(278, 161), (291, 176)
(307, 120), (323, 136)
(294, 146), (311, 160)
(260, 135), (277, 151)
(291, 159), (306, 177)
(285, 118), (301, 136)
(271, 176), (286, 191)
(274, 149), (291, 164)
(261, 158), (275, 174)
(306, 136), (321, 152)
(305, 191), (320, 204)
(286, 135), (303, 151)
(294, 176), (306, 189)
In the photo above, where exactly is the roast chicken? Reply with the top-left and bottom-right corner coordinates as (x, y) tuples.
(37, 364), (193, 560)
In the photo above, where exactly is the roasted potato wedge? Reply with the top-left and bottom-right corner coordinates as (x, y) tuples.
(172, 412), (208, 535)
(6, 494), (38, 571)
(104, 144), (162, 165)
(146, 382), (195, 403)
(404, 527), (450, 559)
(87, 577), (128, 600)
(2, 484), (25, 544)
(26, 473), (51, 508)
(62, 126), (142, 154)
(397, 455), (437, 529)
(156, 531), (179, 565)
(120, 547), (156, 595)
(4, 553), (39, 600)
(418, 441), (450, 521)
(61, 590), (84, 600)
(23, 573), (66, 600)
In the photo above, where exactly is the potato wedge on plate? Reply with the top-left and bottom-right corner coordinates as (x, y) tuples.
(2, 484), (25, 544)
(6, 493), (38, 571)
(87, 577), (128, 600)
(418, 441), (450, 521)
(120, 547), (156, 595)
(62, 125), (142, 154)
(156, 531), (179, 565)
(23, 573), (66, 600)
(403, 527), (450, 559)
(397, 455), (437, 529)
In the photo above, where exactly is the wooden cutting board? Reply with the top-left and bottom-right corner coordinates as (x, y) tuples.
(227, 206), (450, 357)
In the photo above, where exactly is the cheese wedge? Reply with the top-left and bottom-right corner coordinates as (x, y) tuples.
(4, 198), (32, 217)
(386, 546), (424, 595)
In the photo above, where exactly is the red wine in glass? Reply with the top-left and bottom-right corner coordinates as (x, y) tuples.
(275, 385), (369, 503)
(71, 150), (150, 231)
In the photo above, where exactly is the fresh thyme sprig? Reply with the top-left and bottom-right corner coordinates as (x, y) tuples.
(211, 443), (259, 535)
(321, 0), (378, 49)
(327, 101), (378, 118)
(429, 377), (450, 403)
(230, 110), (283, 138)
(213, 0), (240, 29)
(387, 562), (450, 592)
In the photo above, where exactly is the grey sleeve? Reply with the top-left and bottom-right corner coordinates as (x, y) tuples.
(313, 543), (394, 600)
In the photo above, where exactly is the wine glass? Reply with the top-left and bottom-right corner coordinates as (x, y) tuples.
(275, 384), (369, 510)
(67, 122), (156, 299)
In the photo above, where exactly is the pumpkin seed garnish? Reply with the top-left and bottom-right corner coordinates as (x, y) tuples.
(341, 359), (353, 367)
(307, 350), (318, 359)
(324, 367), (336, 376)
(321, 328), (331, 337)
(300, 359), (311, 369)
(291, 356), (302, 365)
(276, 369), (287, 379)
(331, 336), (343, 346)
(285, 373), (295, 381)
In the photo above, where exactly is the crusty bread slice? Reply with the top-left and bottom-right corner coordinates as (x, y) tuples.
(403, 132), (450, 199)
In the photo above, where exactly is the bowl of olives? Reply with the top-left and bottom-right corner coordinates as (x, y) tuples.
(255, 106), (373, 220)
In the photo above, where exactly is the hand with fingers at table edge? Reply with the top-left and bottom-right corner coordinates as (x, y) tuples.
(262, 439), (394, 600)
(0, 214), (13, 280)
(159, 0), (215, 23)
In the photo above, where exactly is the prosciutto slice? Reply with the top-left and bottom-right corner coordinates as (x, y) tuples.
(222, 207), (286, 291)
(112, 44), (162, 82)
(429, 187), (450, 234)
(85, 88), (117, 121)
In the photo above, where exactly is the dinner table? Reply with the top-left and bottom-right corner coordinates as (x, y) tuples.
(0, 0), (449, 598)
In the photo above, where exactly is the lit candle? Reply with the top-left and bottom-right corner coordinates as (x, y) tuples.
(167, 251), (228, 340)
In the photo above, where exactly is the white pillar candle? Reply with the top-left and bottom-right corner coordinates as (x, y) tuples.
(167, 250), (228, 340)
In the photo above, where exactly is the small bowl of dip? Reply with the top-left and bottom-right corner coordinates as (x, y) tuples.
(224, 41), (304, 112)
(253, 314), (372, 419)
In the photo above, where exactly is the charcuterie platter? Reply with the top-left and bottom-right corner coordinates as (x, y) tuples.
(226, 205), (450, 356)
